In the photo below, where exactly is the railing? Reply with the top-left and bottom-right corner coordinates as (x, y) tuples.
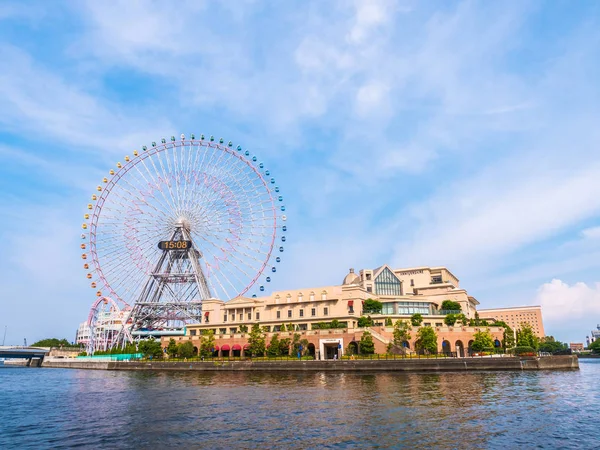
(435, 310), (462, 315)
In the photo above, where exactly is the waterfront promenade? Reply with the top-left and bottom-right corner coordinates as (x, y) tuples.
(43, 354), (578, 372)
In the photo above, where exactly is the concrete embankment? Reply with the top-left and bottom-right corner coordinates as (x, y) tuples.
(43, 355), (578, 372)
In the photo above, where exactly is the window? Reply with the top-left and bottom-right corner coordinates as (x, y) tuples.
(263, 326), (271, 332)
(248, 313), (251, 320)
(239, 314), (243, 321)
(310, 292), (315, 301)
(311, 308), (316, 317)
(224, 315), (227, 322)
(366, 273), (372, 280)
(190, 330), (197, 336)
(374, 267), (402, 296)
(277, 311), (281, 319)
(382, 303), (395, 315)
(410, 279), (414, 287)
(230, 328), (237, 334)
(256, 312), (260, 320)
(423, 323), (431, 327)
(431, 275), (442, 284)
(324, 307), (329, 316)
(299, 309), (304, 317)
(367, 286), (372, 293)
(219, 328), (227, 334)
(396, 301), (430, 315)
(435, 323), (443, 327)
(288, 310), (292, 318)
(321, 291), (327, 300)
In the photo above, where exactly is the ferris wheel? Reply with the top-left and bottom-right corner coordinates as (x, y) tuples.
(80, 134), (287, 334)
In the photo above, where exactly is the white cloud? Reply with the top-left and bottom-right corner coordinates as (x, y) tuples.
(535, 279), (600, 341)
(355, 82), (390, 116)
(581, 226), (600, 240)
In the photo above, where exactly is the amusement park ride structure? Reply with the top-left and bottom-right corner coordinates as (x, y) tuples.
(79, 134), (286, 353)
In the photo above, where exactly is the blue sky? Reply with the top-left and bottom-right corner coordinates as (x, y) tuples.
(1, 0), (600, 345)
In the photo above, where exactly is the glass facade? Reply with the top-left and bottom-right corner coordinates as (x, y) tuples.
(382, 301), (431, 315)
(382, 302), (395, 314)
(397, 302), (430, 315)
(374, 268), (402, 296)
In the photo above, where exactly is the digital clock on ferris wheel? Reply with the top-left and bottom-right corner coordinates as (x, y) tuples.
(157, 240), (193, 250)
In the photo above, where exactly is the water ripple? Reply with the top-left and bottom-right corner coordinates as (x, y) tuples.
(0, 361), (598, 449)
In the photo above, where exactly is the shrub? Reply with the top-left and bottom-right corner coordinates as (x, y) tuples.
(513, 346), (536, 356)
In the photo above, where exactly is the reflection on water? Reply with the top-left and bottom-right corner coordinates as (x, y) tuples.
(1, 361), (599, 449)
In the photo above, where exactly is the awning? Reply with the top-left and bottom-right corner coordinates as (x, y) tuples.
(232, 344), (242, 351)
(221, 344), (231, 351)
(204, 311), (210, 317)
(213, 345), (219, 351)
(348, 300), (354, 307)
(243, 343), (250, 350)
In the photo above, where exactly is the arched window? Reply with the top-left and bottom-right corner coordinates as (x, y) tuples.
(310, 292), (315, 301)
(321, 290), (327, 300)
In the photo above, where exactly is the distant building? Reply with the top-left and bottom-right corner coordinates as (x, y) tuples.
(477, 306), (545, 338)
(569, 343), (584, 352)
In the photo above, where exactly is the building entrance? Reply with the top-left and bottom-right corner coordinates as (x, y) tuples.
(324, 344), (339, 360)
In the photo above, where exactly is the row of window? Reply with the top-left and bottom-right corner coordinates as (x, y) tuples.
(276, 307), (329, 319)
(224, 312), (258, 322)
(381, 301), (431, 315)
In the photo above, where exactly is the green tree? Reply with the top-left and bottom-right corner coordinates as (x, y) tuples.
(385, 317), (393, 327)
(138, 338), (163, 359)
(280, 323), (286, 332)
(444, 314), (457, 326)
(441, 300), (461, 312)
(491, 320), (515, 348)
(415, 326), (438, 354)
(359, 332), (375, 354)
(238, 325), (248, 333)
(455, 313), (468, 326)
(279, 338), (291, 356)
(248, 323), (266, 356)
(589, 340), (600, 354)
(363, 299), (383, 314)
(516, 323), (539, 350)
(32, 338), (71, 348)
(538, 336), (568, 353)
(267, 334), (280, 357)
(471, 329), (495, 352)
(357, 316), (374, 327)
(166, 338), (178, 358)
(177, 341), (195, 358)
(288, 323), (295, 332)
(291, 333), (301, 354)
(393, 320), (412, 347)
(199, 330), (216, 358)
(410, 313), (424, 326)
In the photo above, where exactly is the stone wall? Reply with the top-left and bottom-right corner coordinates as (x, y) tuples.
(42, 355), (578, 372)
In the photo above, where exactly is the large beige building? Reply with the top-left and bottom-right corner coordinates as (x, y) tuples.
(478, 306), (545, 338)
(167, 265), (508, 359)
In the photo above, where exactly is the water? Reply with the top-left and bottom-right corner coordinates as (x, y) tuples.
(1, 360), (599, 449)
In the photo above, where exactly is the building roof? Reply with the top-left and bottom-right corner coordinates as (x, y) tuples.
(342, 268), (360, 285)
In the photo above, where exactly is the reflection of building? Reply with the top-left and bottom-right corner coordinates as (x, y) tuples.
(165, 265), (504, 359)
(478, 306), (545, 338)
(569, 343), (584, 352)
